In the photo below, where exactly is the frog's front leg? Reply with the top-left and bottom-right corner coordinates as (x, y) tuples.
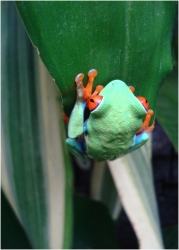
(66, 73), (88, 161)
(68, 73), (86, 138)
(136, 110), (154, 135)
(66, 69), (102, 161)
(127, 109), (154, 153)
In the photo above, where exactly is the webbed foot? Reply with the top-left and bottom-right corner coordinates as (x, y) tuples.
(66, 138), (88, 162)
(137, 110), (154, 135)
(127, 132), (149, 154)
(75, 73), (85, 101)
(83, 69), (98, 100)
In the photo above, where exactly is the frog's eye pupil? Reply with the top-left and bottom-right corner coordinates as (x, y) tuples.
(146, 99), (148, 103)
(90, 99), (94, 102)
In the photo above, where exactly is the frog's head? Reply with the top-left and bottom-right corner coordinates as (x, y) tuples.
(137, 96), (149, 111)
(86, 95), (103, 111)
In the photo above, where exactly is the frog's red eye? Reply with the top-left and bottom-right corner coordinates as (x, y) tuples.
(87, 96), (103, 111)
(137, 96), (149, 111)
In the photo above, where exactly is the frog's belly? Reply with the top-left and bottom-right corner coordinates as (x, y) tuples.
(86, 125), (134, 161)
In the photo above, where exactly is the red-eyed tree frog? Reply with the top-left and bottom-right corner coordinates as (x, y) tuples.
(65, 69), (154, 162)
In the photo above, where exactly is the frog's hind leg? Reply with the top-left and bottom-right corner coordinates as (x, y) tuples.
(110, 132), (148, 160)
(126, 132), (149, 154)
(66, 137), (88, 162)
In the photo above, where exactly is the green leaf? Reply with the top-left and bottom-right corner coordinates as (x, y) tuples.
(90, 161), (122, 220)
(108, 136), (164, 248)
(162, 225), (178, 249)
(15, 2), (177, 116)
(1, 190), (32, 249)
(156, 60), (178, 150)
(72, 193), (118, 249)
(1, 2), (73, 248)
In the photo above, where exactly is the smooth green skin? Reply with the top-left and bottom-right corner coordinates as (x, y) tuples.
(15, 2), (177, 117)
(67, 80), (148, 162)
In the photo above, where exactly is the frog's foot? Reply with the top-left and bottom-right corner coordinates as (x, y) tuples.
(91, 85), (104, 96)
(66, 138), (88, 162)
(127, 132), (149, 154)
(137, 109), (154, 135)
(83, 69), (98, 100)
(75, 69), (98, 100)
(75, 73), (85, 100)
(88, 69), (98, 80)
(145, 121), (155, 132)
(129, 86), (135, 93)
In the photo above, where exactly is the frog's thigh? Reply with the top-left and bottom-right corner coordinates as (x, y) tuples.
(127, 132), (149, 154)
(66, 138), (87, 162)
